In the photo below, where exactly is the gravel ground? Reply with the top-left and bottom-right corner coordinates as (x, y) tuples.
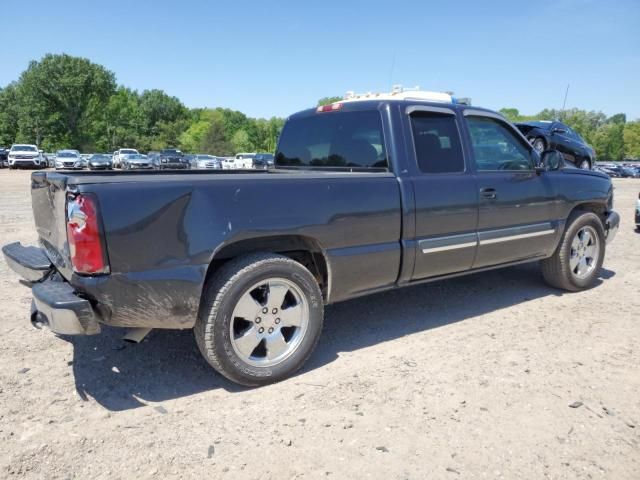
(0, 169), (638, 479)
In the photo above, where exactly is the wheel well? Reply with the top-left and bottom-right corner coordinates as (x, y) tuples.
(568, 202), (607, 224)
(204, 235), (329, 299)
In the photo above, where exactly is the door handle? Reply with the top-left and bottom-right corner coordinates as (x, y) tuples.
(480, 188), (496, 200)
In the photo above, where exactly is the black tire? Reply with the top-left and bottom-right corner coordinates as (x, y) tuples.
(541, 211), (605, 291)
(532, 137), (546, 153)
(195, 252), (324, 386)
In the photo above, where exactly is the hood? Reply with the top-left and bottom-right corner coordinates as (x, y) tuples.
(561, 167), (609, 180)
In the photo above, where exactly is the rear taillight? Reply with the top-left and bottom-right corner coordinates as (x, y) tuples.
(66, 194), (109, 274)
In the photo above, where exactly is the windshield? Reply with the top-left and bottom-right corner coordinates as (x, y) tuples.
(162, 149), (182, 155)
(12, 145), (38, 152)
(57, 151), (78, 158)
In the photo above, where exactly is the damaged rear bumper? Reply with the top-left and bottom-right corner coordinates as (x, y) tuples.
(2, 242), (100, 335)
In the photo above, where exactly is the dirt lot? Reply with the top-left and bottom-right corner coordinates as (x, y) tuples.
(0, 169), (638, 479)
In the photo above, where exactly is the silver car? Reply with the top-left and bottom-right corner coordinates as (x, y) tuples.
(55, 150), (85, 170)
(121, 153), (152, 170)
(194, 154), (222, 170)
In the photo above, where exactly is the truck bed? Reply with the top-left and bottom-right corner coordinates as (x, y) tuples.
(30, 169), (403, 329)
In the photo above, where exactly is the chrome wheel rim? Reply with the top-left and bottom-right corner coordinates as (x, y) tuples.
(579, 160), (590, 169)
(533, 140), (545, 152)
(570, 226), (599, 279)
(230, 278), (309, 367)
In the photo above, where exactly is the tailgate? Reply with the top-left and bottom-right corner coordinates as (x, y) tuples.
(31, 171), (72, 276)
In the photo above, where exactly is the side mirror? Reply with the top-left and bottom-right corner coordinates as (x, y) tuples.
(538, 150), (564, 172)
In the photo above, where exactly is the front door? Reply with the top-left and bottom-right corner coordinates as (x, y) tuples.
(408, 107), (479, 280)
(463, 111), (558, 269)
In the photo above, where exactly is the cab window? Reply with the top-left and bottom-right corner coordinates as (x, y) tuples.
(466, 116), (533, 171)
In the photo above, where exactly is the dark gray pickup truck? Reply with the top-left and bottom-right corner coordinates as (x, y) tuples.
(2, 95), (620, 386)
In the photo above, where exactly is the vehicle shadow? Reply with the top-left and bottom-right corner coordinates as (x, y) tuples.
(65, 263), (615, 411)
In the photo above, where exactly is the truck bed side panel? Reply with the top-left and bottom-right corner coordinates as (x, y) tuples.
(71, 173), (402, 328)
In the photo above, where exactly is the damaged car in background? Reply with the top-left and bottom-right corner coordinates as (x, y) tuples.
(515, 120), (595, 170)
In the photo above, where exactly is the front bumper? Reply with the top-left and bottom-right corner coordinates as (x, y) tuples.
(10, 160), (41, 168)
(2, 242), (100, 335)
(605, 211), (620, 244)
(159, 163), (189, 169)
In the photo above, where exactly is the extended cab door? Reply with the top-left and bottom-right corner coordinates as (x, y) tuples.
(462, 110), (558, 268)
(406, 106), (479, 280)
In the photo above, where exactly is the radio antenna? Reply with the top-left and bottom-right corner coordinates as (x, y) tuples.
(561, 83), (570, 119)
(388, 53), (396, 90)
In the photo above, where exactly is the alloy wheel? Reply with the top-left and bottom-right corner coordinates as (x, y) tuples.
(569, 226), (599, 279)
(230, 278), (309, 367)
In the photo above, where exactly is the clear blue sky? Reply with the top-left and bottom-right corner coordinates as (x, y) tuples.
(1, 0), (639, 120)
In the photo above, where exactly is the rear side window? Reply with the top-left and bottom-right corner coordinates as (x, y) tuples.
(276, 110), (388, 170)
(410, 113), (464, 173)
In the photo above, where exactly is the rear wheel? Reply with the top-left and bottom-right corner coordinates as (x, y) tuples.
(541, 211), (605, 291)
(195, 253), (324, 386)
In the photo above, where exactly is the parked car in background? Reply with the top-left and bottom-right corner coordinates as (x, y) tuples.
(121, 153), (152, 170)
(0, 147), (8, 168)
(43, 153), (56, 168)
(55, 150), (85, 170)
(603, 165), (637, 178)
(636, 192), (640, 230)
(87, 154), (113, 170)
(183, 154), (196, 168)
(253, 153), (275, 169)
(193, 154), (222, 169)
(234, 153), (256, 169)
(112, 148), (139, 168)
(515, 120), (595, 169)
(158, 148), (189, 169)
(8, 144), (45, 169)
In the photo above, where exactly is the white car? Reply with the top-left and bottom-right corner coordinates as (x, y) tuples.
(234, 153), (256, 169)
(112, 148), (139, 169)
(8, 144), (45, 169)
(221, 153), (255, 170)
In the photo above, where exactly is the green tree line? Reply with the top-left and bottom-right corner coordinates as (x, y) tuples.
(0, 54), (284, 155)
(1, 54), (639, 160)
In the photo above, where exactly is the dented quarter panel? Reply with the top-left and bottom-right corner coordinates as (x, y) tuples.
(64, 172), (402, 328)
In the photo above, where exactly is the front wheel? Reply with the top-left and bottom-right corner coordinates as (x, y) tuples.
(195, 253), (324, 386)
(541, 211), (605, 291)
